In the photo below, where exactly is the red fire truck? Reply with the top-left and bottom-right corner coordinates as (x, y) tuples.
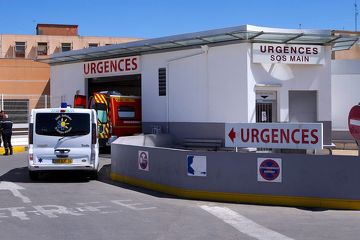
(74, 91), (141, 146)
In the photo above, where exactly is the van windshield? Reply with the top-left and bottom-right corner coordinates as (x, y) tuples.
(35, 113), (90, 136)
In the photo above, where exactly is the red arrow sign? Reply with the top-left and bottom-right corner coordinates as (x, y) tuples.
(228, 128), (236, 143)
(225, 123), (323, 149)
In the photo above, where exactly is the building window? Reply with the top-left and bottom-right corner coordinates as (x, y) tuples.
(158, 68), (166, 96)
(61, 43), (72, 52)
(37, 42), (48, 56)
(88, 43), (98, 48)
(15, 41), (26, 57)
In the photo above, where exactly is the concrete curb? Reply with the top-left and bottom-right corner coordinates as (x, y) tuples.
(111, 172), (360, 210)
(0, 146), (27, 155)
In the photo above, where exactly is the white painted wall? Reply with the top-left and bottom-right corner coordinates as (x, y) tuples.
(331, 60), (360, 131)
(168, 53), (207, 122)
(50, 43), (332, 127)
(248, 46), (332, 123)
(141, 44), (249, 123)
(207, 44), (249, 122)
(50, 62), (84, 107)
(141, 49), (203, 123)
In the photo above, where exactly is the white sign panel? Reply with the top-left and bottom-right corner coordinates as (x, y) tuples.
(83, 56), (140, 78)
(252, 43), (325, 65)
(187, 155), (207, 177)
(225, 123), (323, 149)
(138, 150), (149, 171)
(257, 158), (282, 183)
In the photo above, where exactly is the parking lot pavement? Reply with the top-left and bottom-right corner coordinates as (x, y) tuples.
(0, 152), (360, 240)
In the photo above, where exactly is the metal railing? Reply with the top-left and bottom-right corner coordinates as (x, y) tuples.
(0, 94), (82, 146)
(0, 94), (62, 123)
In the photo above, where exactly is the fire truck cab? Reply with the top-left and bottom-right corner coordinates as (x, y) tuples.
(74, 91), (141, 147)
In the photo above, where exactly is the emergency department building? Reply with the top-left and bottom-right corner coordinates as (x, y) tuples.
(43, 25), (358, 145)
(0, 23), (141, 123)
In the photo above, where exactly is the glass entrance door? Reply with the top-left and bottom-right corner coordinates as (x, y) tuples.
(256, 102), (272, 123)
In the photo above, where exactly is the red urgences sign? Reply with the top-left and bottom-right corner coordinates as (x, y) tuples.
(225, 123), (323, 149)
(83, 56), (140, 77)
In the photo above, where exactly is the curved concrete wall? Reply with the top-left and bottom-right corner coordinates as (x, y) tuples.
(111, 135), (360, 210)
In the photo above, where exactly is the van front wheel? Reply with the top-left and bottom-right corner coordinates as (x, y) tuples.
(29, 171), (39, 181)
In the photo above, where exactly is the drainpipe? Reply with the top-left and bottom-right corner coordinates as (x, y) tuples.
(44, 95), (48, 108)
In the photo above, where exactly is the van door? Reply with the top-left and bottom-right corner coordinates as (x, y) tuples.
(89, 94), (110, 145)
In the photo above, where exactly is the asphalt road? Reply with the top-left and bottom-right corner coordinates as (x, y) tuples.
(0, 152), (360, 240)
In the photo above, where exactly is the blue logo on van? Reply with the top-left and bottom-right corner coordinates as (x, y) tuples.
(55, 114), (73, 134)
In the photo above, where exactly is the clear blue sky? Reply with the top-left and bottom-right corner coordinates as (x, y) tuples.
(0, 0), (357, 38)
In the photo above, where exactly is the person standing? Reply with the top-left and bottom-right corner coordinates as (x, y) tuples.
(0, 111), (13, 155)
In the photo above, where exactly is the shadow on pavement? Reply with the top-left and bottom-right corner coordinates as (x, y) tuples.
(97, 163), (177, 199)
(0, 167), (91, 183)
(0, 163), (176, 200)
(295, 207), (329, 212)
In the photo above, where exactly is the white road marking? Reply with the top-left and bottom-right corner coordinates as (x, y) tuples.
(200, 205), (294, 240)
(26, 210), (42, 216)
(111, 200), (157, 211)
(0, 199), (154, 222)
(75, 202), (115, 213)
(33, 205), (83, 218)
(0, 182), (31, 203)
(0, 207), (30, 220)
(99, 211), (120, 214)
(350, 119), (360, 127)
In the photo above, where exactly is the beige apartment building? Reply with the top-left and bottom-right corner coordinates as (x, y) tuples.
(0, 24), (141, 123)
(332, 30), (360, 59)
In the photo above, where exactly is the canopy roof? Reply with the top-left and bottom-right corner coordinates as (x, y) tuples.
(40, 25), (358, 65)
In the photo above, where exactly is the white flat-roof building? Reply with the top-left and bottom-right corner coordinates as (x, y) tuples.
(44, 25), (358, 145)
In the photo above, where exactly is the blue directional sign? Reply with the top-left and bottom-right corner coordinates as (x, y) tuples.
(187, 155), (207, 177)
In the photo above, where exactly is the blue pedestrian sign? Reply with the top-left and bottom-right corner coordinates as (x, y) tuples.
(187, 155), (207, 177)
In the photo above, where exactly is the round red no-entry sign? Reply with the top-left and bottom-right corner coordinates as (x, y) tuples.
(348, 105), (360, 141)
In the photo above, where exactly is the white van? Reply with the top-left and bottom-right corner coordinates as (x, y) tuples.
(28, 107), (99, 180)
